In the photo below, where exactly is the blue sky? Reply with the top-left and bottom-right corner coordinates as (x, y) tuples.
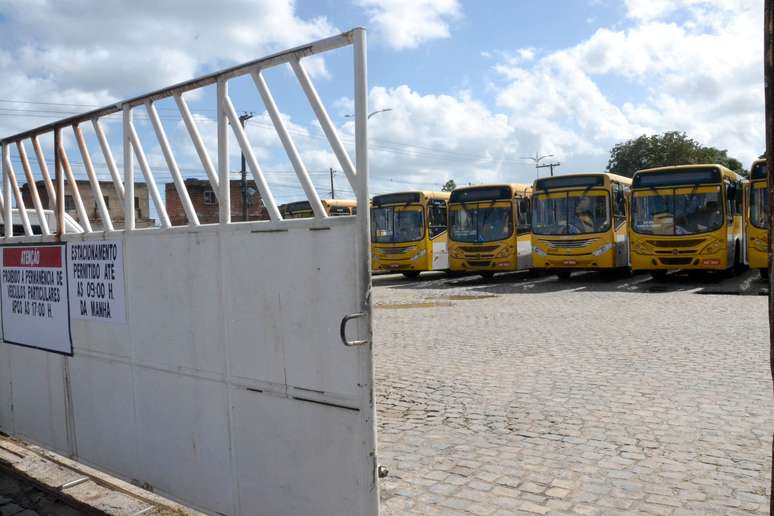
(0, 0), (764, 207)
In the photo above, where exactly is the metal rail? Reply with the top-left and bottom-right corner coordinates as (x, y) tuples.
(0, 28), (366, 239)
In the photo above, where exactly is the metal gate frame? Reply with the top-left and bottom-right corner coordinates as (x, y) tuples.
(0, 28), (377, 515)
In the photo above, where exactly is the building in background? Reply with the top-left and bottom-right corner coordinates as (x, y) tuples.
(165, 179), (268, 225)
(21, 180), (154, 230)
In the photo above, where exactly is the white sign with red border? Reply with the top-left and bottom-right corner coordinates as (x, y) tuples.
(0, 244), (71, 355)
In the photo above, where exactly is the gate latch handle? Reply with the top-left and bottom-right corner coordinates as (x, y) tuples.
(340, 312), (368, 347)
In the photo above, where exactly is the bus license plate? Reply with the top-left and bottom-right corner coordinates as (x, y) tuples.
(563, 260), (577, 265)
(702, 259), (720, 265)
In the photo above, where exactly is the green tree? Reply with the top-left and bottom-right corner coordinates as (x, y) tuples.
(606, 131), (748, 178)
(441, 179), (457, 192)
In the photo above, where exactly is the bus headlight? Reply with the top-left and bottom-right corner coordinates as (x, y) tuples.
(753, 238), (769, 252)
(412, 249), (427, 260)
(700, 240), (722, 255)
(451, 247), (464, 258)
(592, 243), (614, 257)
(533, 246), (547, 257)
(631, 241), (654, 255)
(495, 247), (512, 258)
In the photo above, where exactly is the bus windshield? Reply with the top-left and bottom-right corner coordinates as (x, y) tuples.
(532, 191), (609, 235)
(449, 204), (512, 243)
(632, 187), (723, 235)
(750, 184), (768, 229)
(371, 206), (424, 243)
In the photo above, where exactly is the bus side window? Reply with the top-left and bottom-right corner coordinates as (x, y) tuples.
(428, 201), (447, 238)
(516, 197), (530, 234)
(613, 183), (626, 227)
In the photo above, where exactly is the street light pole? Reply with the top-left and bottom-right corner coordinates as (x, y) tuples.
(330, 168), (335, 199)
(344, 108), (393, 120)
(239, 112), (254, 221)
(521, 152), (555, 178)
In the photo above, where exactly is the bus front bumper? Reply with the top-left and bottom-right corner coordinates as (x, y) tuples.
(448, 256), (517, 272)
(631, 253), (728, 271)
(532, 253), (616, 270)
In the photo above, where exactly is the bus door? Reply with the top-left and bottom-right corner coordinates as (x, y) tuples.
(428, 199), (448, 270)
(515, 196), (532, 268)
(612, 183), (629, 267)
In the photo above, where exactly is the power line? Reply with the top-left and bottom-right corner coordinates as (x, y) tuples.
(0, 100), (532, 168)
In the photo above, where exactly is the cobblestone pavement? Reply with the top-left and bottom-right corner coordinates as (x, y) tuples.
(374, 269), (773, 515)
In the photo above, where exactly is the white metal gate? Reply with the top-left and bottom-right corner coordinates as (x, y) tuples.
(0, 28), (377, 516)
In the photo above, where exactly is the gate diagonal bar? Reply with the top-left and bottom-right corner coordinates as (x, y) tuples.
(0, 28), (377, 516)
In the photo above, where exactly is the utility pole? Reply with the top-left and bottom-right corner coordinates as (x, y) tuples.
(763, 1), (774, 510)
(239, 112), (254, 221)
(330, 168), (335, 199)
(521, 152), (556, 178)
(536, 161), (561, 177)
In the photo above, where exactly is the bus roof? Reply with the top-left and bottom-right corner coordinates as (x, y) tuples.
(321, 198), (356, 208)
(533, 172), (631, 191)
(280, 198), (356, 213)
(449, 183), (531, 203)
(371, 191), (450, 206)
(633, 164), (742, 188)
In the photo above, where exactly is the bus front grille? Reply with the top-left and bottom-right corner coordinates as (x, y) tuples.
(379, 246), (412, 255)
(542, 239), (598, 248)
(647, 239), (704, 248)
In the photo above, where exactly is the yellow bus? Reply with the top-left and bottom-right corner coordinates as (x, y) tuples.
(746, 158), (767, 279)
(531, 173), (632, 279)
(370, 191), (450, 279)
(279, 198), (356, 219)
(447, 183), (532, 278)
(629, 164), (745, 278)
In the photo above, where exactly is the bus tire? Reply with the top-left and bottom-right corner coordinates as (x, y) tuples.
(556, 270), (572, 280)
(650, 270), (668, 280)
(761, 268), (769, 281)
(402, 271), (421, 279)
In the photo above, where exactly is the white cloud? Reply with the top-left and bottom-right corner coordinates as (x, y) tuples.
(492, 0), (764, 168)
(355, 0), (461, 50)
(0, 0), (338, 137)
(336, 85), (540, 192)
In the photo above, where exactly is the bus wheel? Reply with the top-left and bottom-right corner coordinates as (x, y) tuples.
(556, 271), (572, 280)
(402, 271), (421, 279)
(480, 272), (495, 279)
(650, 270), (668, 280)
(761, 268), (769, 281)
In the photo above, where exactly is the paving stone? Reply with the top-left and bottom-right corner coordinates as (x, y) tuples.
(545, 487), (569, 498)
(367, 274), (771, 514)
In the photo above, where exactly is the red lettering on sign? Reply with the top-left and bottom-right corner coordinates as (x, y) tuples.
(3, 247), (62, 268)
